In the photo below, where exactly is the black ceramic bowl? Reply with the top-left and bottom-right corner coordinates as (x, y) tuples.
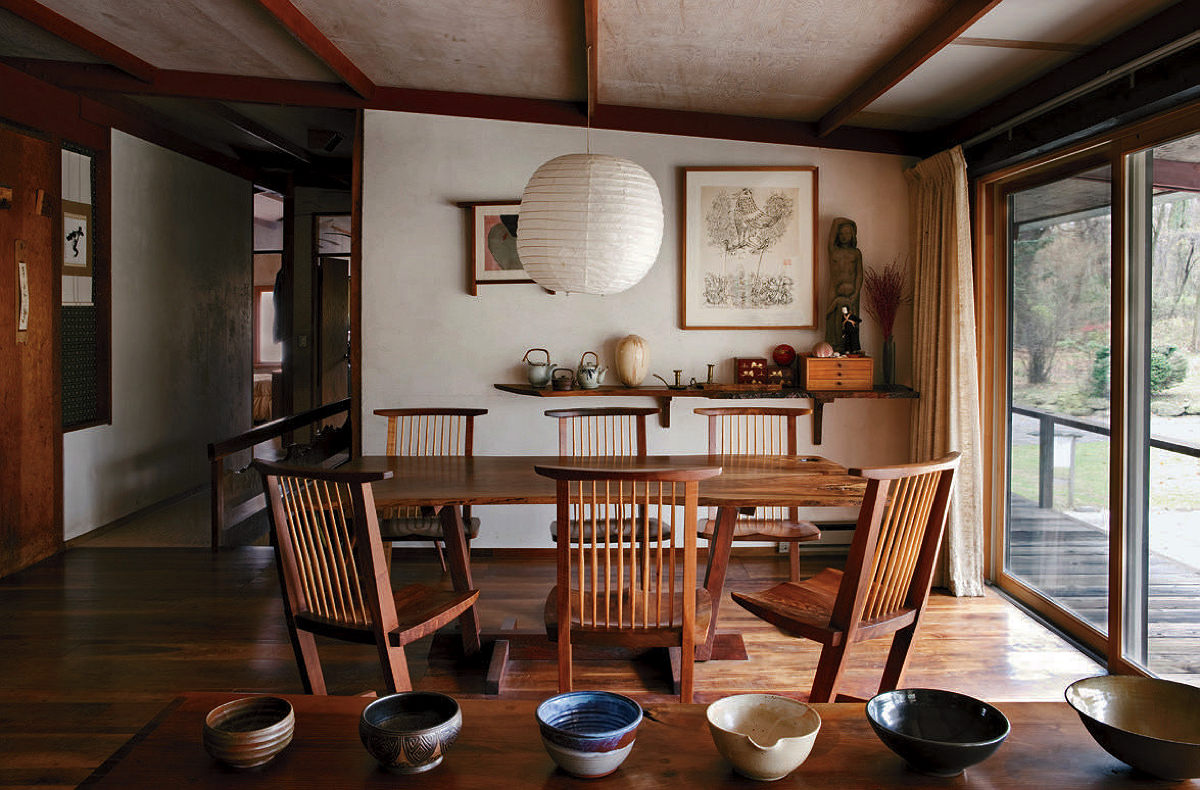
(1065, 675), (1200, 780)
(866, 689), (1010, 776)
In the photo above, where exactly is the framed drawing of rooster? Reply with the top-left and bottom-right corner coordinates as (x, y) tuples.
(681, 166), (818, 329)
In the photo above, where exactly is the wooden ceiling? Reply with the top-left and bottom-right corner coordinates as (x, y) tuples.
(0, 0), (1194, 186)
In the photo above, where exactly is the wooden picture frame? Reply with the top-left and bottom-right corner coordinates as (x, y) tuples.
(62, 199), (93, 276)
(681, 166), (818, 329)
(461, 200), (534, 295)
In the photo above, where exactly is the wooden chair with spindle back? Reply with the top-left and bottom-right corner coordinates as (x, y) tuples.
(534, 462), (723, 703)
(543, 407), (664, 543)
(694, 407), (821, 581)
(731, 452), (960, 703)
(373, 408), (487, 571)
(255, 460), (480, 694)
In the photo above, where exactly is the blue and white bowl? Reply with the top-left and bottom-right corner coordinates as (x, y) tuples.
(535, 691), (643, 778)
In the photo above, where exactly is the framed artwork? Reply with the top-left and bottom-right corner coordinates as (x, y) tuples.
(315, 214), (351, 255)
(62, 199), (93, 276)
(461, 200), (534, 295)
(681, 166), (818, 329)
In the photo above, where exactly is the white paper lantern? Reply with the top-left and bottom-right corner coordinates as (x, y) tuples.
(517, 153), (663, 295)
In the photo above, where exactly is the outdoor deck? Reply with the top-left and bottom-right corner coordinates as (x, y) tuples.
(1008, 495), (1200, 681)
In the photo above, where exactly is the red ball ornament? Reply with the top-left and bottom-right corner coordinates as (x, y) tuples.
(772, 344), (796, 366)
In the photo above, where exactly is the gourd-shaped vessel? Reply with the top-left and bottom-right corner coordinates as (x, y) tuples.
(614, 335), (649, 387)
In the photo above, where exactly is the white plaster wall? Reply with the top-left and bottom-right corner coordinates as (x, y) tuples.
(62, 131), (252, 539)
(363, 111), (915, 547)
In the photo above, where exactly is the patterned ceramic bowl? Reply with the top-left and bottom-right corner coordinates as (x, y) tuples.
(535, 691), (643, 778)
(359, 692), (462, 774)
(202, 696), (295, 769)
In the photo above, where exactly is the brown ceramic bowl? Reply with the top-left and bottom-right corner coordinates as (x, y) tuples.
(1065, 675), (1200, 780)
(202, 696), (294, 769)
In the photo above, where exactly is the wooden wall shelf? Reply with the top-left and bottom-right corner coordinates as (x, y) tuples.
(493, 383), (918, 443)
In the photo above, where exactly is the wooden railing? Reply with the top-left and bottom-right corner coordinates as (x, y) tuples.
(206, 398), (351, 551)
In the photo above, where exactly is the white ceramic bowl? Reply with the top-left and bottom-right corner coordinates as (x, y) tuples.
(706, 694), (821, 781)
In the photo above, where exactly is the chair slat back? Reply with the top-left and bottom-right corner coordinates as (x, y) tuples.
(258, 462), (398, 634)
(832, 453), (960, 631)
(375, 408), (486, 457)
(695, 407), (809, 524)
(546, 407), (656, 457)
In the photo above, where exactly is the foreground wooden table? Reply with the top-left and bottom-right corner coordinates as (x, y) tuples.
(83, 692), (1187, 788)
(343, 453), (865, 670)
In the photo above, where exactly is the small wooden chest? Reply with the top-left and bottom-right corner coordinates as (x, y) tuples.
(735, 357), (768, 384)
(798, 355), (873, 391)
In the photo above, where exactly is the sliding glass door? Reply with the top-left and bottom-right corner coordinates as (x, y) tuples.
(990, 116), (1200, 686)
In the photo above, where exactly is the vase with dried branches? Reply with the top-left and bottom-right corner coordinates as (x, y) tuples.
(862, 260), (912, 386)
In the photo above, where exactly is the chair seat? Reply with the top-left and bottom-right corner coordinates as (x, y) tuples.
(699, 517), (820, 542)
(550, 517), (670, 542)
(544, 585), (711, 645)
(379, 515), (481, 540)
(296, 583), (480, 645)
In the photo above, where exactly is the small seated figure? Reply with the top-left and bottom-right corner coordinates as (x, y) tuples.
(840, 305), (862, 355)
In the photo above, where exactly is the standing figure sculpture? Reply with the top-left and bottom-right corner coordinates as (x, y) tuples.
(825, 218), (863, 352)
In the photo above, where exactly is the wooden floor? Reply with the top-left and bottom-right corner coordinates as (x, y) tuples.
(1008, 496), (1200, 680)
(0, 546), (1104, 789)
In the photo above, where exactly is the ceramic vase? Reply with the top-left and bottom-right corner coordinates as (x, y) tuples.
(882, 336), (896, 386)
(615, 334), (649, 387)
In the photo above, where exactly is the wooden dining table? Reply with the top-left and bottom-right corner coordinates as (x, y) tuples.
(340, 453), (865, 684)
(82, 691), (1184, 789)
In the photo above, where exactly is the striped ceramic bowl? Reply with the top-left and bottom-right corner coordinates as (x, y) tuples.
(202, 696), (294, 769)
(536, 691), (643, 778)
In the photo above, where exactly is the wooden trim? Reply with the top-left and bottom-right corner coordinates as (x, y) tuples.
(0, 61), (108, 148)
(954, 37), (1089, 54)
(350, 110), (363, 457)
(0, 0), (157, 82)
(584, 0), (598, 120)
(253, 0), (375, 100)
(816, 0), (1003, 137)
(2, 59), (920, 156)
(994, 573), (1108, 658)
(1106, 145), (1127, 672)
(203, 101), (310, 163)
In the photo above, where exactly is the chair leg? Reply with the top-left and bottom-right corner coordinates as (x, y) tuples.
(434, 540), (448, 573)
(679, 639), (694, 703)
(379, 642), (412, 694)
(809, 642), (851, 703)
(558, 637), (573, 693)
(878, 623), (919, 694)
(788, 542), (800, 581)
(293, 630), (327, 695)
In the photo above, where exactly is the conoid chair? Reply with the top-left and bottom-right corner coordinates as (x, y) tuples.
(535, 462), (723, 702)
(694, 407), (820, 580)
(256, 460), (480, 694)
(731, 452), (960, 703)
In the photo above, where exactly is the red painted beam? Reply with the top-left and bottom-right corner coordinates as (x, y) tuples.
(816, 0), (1003, 137)
(254, 0), (375, 100)
(584, 0), (598, 119)
(0, 0), (157, 82)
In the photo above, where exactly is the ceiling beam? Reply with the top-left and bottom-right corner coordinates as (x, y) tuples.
(253, 0), (374, 100)
(0, 0), (157, 82)
(2, 58), (919, 156)
(202, 101), (311, 164)
(584, 0), (598, 118)
(938, 0), (1200, 154)
(816, 0), (1003, 137)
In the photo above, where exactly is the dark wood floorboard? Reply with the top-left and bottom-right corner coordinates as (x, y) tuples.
(0, 547), (1103, 788)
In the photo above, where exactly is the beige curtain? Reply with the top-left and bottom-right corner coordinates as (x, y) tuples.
(906, 146), (984, 596)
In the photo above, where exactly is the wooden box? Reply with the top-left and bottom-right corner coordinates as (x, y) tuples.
(735, 357), (768, 384)
(798, 355), (873, 391)
(766, 364), (795, 387)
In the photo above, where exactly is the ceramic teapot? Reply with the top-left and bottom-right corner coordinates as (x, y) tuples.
(551, 368), (575, 390)
(522, 348), (554, 388)
(576, 351), (607, 389)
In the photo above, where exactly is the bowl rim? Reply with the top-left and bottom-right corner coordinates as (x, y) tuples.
(1065, 675), (1200, 748)
(204, 695), (294, 734)
(705, 693), (821, 740)
(536, 691), (643, 739)
(360, 691), (461, 736)
(866, 688), (1011, 747)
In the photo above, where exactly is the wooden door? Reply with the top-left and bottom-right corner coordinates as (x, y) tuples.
(0, 125), (61, 577)
(317, 255), (349, 410)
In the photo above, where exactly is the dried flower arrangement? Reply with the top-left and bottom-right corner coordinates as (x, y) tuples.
(862, 259), (912, 340)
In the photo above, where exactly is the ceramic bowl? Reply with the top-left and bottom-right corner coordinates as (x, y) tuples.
(706, 694), (821, 781)
(202, 696), (295, 769)
(1065, 675), (1200, 780)
(866, 689), (1010, 776)
(535, 691), (643, 778)
(359, 692), (462, 774)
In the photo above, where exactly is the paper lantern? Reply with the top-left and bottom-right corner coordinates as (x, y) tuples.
(517, 153), (663, 295)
